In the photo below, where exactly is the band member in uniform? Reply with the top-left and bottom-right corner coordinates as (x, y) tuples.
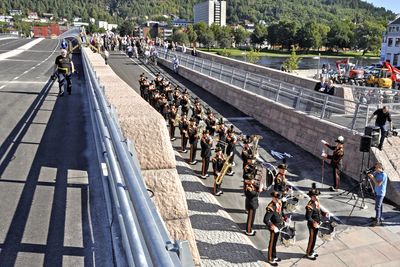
(168, 104), (178, 141)
(225, 127), (237, 176)
(180, 91), (190, 115)
(142, 77), (150, 102)
(212, 146), (225, 196)
(274, 164), (288, 209)
(154, 72), (163, 91)
(305, 187), (329, 260)
(188, 118), (198, 165)
(200, 130), (212, 179)
(179, 113), (189, 153)
(264, 191), (285, 266)
(241, 139), (253, 170)
(243, 158), (259, 236)
(173, 86), (182, 106)
(322, 136), (344, 192)
(193, 101), (203, 123)
(148, 81), (156, 107)
(205, 111), (217, 136)
(216, 118), (227, 153)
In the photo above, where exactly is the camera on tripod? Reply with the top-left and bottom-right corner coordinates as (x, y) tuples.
(362, 166), (375, 175)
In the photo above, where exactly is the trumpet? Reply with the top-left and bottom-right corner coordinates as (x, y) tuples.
(173, 113), (181, 126)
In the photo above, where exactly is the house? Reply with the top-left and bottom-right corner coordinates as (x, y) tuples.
(381, 15), (400, 66)
(9, 9), (22, 16)
(28, 12), (39, 20)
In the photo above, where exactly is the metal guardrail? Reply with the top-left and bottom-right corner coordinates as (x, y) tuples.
(159, 49), (399, 132)
(81, 48), (193, 267)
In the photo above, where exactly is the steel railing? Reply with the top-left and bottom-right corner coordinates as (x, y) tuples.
(158, 49), (399, 132)
(81, 47), (193, 266)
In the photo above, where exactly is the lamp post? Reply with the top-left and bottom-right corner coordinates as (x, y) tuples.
(313, 53), (321, 79)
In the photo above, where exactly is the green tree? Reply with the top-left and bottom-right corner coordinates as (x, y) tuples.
(297, 21), (330, 51)
(327, 20), (354, 51)
(250, 24), (267, 49)
(355, 20), (386, 55)
(199, 29), (215, 51)
(118, 20), (135, 36)
(172, 29), (189, 45)
(233, 25), (249, 47)
(277, 20), (300, 49)
(246, 48), (261, 64)
(283, 46), (300, 72)
(186, 24), (197, 46)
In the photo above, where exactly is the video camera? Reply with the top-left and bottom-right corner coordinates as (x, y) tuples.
(362, 166), (375, 175)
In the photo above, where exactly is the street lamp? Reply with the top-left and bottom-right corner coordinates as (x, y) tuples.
(313, 53), (321, 79)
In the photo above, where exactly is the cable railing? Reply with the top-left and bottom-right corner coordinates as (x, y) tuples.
(158, 49), (399, 132)
(81, 46), (193, 267)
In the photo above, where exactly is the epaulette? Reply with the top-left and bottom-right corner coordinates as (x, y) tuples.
(305, 200), (313, 210)
(267, 202), (274, 212)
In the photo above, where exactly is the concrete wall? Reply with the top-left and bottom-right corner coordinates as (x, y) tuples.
(83, 48), (201, 265)
(159, 56), (400, 206)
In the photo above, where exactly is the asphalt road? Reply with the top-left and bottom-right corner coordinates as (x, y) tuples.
(108, 51), (398, 257)
(0, 39), (113, 267)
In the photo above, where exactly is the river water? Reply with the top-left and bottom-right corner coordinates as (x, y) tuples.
(231, 55), (379, 70)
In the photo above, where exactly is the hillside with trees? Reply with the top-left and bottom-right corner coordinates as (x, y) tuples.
(0, 0), (396, 53)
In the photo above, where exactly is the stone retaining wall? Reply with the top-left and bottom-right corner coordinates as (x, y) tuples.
(159, 57), (400, 206)
(83, 48), (201, 265)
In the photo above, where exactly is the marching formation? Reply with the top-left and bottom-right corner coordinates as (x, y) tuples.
(138, 73), (337, 266)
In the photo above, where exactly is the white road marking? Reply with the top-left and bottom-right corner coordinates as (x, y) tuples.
(0, 38), (44, 60)
(0, 81), (47, 84)
(13, 77), (19, 80)
(0, 85), (5, 89)
(120, 51), (156, 79)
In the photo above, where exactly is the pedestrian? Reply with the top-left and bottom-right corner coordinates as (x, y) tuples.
(367, 162), (388, 226)
(53, 49), (74, 96)
(368, 106), (393, 150)
(104, 49), (109, 65)
(322, 136), (344, 192)
(305, 187), (329, 260)
(263, 191), (284, 266)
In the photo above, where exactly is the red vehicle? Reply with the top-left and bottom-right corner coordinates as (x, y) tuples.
(335, 58), (365, 85)
(383, 60), (400, 88)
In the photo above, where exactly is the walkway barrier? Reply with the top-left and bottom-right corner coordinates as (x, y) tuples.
(159, 50), (399, 132)
(81, 46), (193, 267)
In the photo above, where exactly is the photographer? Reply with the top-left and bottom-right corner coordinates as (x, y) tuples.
(367, 162), (388, 227)
(368, 106), (393, 150)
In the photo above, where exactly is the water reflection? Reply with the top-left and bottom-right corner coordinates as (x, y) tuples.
(231, 55), (379, 70)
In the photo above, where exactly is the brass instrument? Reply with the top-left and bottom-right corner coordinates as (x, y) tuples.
(215, 153), (233, 185)
(249, 134), (263, 158)
(197, 120), (207, 138)
(173, 113), (181, 126)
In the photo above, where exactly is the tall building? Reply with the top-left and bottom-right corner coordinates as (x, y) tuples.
(193, 0), (226, 26)
(381, 16), (400, 66)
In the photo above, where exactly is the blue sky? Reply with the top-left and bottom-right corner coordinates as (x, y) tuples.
(364, 0), (400, 14)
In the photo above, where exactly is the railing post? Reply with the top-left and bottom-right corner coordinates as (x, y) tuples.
(230, 68), (235, 84)
(219, 64), (223, 80)
(193, 57), (196, 69)
(320, 95), (329, 119)
(364, 104), (370, 127)
(294, 88), (302, 109)
(351, 103), (361, 130)
(210, 61), (213, 76)
(200, 59), (204, 73)
(243, 73), (249, 89)
(275, 83), (282, 102)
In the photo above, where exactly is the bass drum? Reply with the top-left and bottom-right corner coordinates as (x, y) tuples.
(318, 221), (337, 241)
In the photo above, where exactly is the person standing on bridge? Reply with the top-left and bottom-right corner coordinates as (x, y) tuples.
(367, 162), (388, 227)
(53, 49), (74, 96)
(368, 106), (393, 151)
(200, 130), (212, 179)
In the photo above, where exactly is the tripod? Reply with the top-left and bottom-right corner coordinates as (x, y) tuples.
(347, 151), (374, 216)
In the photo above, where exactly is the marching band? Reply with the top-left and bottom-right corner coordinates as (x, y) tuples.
(138, 72), (336, 266)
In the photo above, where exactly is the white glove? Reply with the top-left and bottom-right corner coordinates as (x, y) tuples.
(274, 226), (279, 233)
(321, 140), (328, 145)
(281, 197), (287, 202)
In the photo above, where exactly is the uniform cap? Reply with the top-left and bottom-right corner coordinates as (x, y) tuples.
(277, 164), (287, 170)
(270, 191), (281, 198)
(335, 136), (344, 144)
(307, 189), (321, 197)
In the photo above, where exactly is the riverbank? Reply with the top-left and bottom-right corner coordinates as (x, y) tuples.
(199, 48), (380, 59)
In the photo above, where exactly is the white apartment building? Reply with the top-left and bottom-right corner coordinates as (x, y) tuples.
(193, 0), (226, 26)
(381, 16), (400, 66)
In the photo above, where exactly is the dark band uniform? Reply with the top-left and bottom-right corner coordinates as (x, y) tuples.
(212, 149), (225, 195)
(244, 163), (259, 235)
(188, 121), (198, 163)
(305, 189), (327, 259)
(200, 133), (212, 177)
(264, 192), (284, 264)
(324, 138), (344, 190)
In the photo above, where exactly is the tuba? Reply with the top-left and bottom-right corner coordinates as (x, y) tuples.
(215, 152), (233, 185)
(249, 134), (263, 159)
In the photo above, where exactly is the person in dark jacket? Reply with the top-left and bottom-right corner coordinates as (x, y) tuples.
(322, 136), (344, 192)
